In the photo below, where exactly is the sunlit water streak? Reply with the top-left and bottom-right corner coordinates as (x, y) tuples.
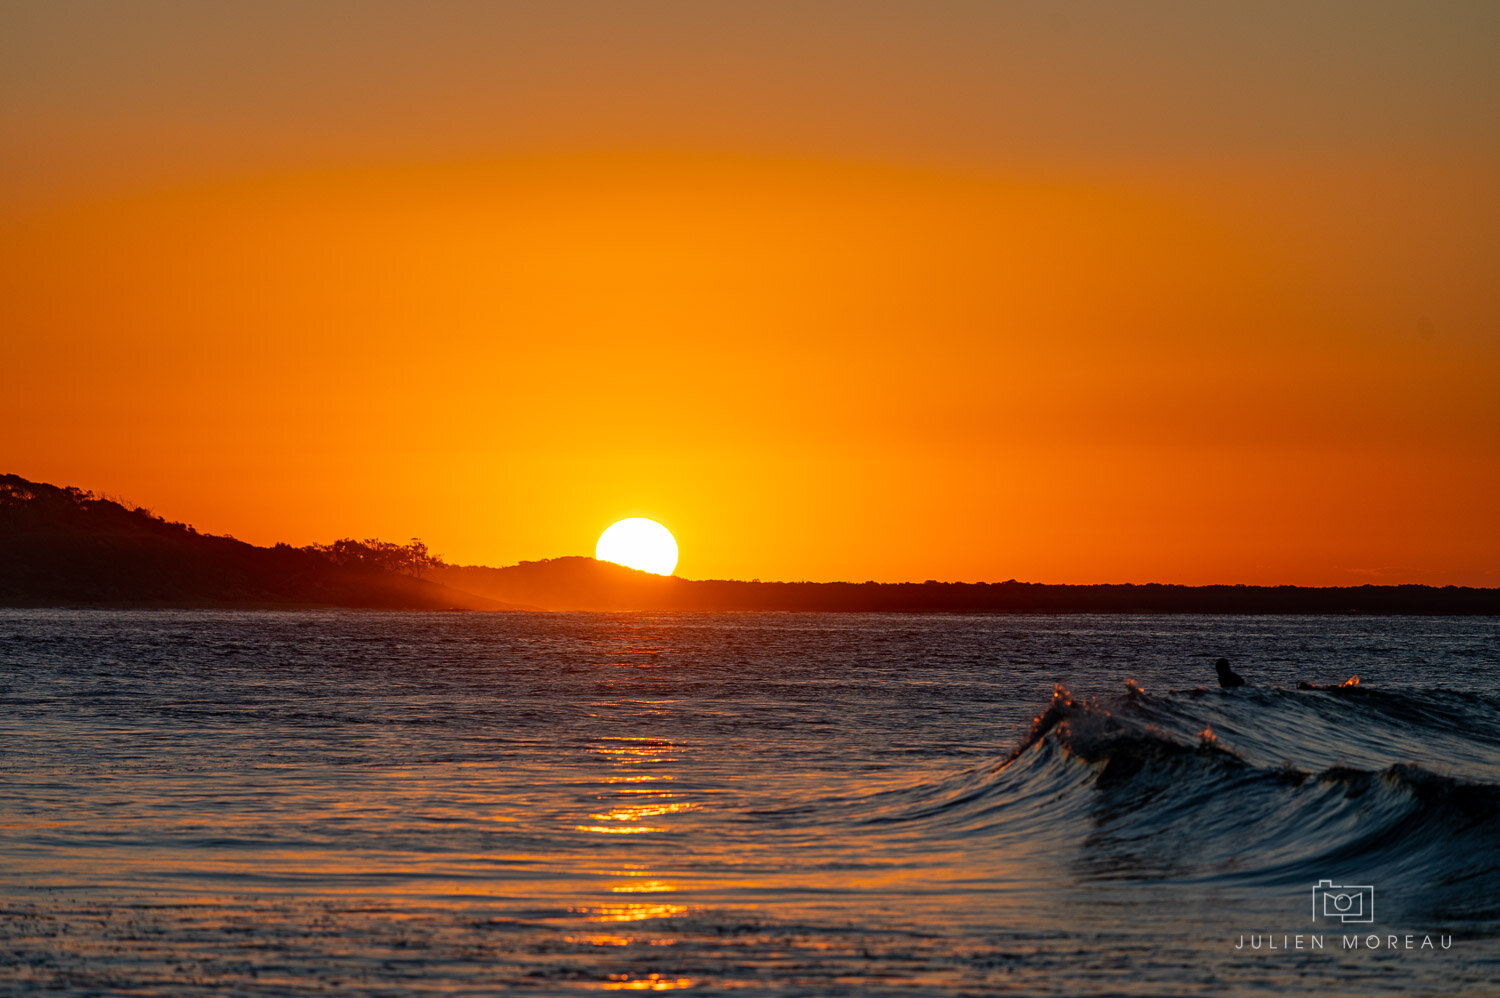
(0, 610), (1496, 995)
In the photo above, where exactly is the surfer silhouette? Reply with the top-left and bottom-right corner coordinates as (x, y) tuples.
(1215, 658), (1246, 688)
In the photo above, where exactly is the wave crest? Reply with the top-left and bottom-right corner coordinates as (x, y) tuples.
(861, 683), (1500, 919)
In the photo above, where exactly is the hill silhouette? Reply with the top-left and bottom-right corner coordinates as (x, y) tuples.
(431, 558), (1500, 614)
(433, 558), (680, 612)
(0, 474), (518, 609)
(4, 473), (1498, 613)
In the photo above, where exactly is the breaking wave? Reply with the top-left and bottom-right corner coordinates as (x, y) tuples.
(854, 683), (1500, 922)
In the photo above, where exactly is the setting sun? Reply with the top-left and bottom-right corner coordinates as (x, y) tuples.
(596, 518), (679, 576)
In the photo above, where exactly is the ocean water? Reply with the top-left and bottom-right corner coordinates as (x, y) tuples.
(1, 609), (1497, 996)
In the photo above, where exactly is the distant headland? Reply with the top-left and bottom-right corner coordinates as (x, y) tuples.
(3, 474), (1497, 615)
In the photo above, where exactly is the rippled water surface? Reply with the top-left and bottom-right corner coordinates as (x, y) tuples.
(1, 610), (1497, 995)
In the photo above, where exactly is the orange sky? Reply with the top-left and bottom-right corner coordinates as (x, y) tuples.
(3, 2), (1498, 585)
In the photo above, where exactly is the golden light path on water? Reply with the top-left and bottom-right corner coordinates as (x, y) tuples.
(573, 735), (697, 941)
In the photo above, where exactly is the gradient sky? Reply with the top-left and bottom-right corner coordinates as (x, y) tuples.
(4, 1), (1497, 585)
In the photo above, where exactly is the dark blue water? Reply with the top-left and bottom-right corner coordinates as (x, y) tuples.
(1, 610), (1496, 994)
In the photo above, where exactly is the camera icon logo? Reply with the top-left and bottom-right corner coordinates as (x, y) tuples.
(1312, 879), (1374, 923)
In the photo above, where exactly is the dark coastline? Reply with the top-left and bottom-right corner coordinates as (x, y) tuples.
(431, 560), (1500, 615)
(4, 473), (1496, 615)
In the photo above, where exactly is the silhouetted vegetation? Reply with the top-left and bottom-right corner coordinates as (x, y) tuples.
(305, 537), (436, 578)
(0, 474), (507, 609)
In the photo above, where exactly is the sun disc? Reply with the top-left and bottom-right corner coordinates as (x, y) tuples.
(595, 518), (679, 576)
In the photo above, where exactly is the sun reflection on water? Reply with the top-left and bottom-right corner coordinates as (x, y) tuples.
(573, 903), (691, 923)
(564, 934), (679, 948)
(594, 974), (696, 991)
(565, 730), (702, 924)
(589, 801), (698, 822)
(575, 736), (694, 838)
(573, 825), (663, 834)
(608, 880), (676, 894)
